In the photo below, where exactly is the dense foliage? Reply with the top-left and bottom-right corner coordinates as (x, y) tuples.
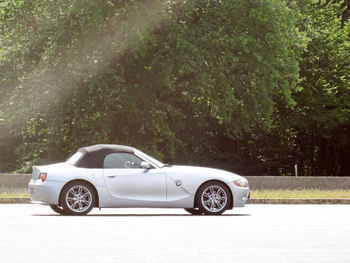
(0, 0), (349, 176)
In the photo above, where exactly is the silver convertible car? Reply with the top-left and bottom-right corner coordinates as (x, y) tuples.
(29, 144), (249, 215)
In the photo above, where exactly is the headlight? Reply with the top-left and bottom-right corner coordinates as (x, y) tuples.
(233, 178), (248, 188)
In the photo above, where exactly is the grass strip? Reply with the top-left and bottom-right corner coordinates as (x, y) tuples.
(0, 192), (30, 199)
(251, 189), (350, 199)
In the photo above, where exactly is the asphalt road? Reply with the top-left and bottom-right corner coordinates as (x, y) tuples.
(0, 204), (349, 263)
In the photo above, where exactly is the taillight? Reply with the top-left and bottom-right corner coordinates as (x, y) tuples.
(39, 173), (47, 182)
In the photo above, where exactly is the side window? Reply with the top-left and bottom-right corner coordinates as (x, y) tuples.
(104, 153), (143, 169)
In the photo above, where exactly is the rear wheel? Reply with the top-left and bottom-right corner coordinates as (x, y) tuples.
(184, 208), (202, 215)
(60, 181), (96, 215)
(50, 205), (67, 215)
(196, 181), (231, 215)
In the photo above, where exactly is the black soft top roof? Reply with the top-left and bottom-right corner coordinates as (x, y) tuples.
(75, 144), (135, 168)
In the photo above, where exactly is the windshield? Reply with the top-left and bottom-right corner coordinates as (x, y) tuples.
(66, 151), (83, 165)
(134, 149), (164, 168)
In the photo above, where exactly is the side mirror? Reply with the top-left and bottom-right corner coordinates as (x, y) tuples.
(141, 161), (151, 169)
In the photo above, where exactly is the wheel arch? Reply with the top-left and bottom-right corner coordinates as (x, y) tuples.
(59, 179), (99, 207)
(193, 179), (233, 210)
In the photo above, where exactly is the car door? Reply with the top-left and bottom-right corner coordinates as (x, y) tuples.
(103, 152), (166, 206)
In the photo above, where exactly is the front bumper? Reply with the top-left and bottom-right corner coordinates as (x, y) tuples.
(227, 181), (250, 208)
(28, 179), (65, 205)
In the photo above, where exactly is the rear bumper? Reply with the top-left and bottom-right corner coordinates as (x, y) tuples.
(28, 179), (64, 205)
(227, 182), (250, 208)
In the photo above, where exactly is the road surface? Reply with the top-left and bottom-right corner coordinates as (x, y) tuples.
(0, 204), (349, 262)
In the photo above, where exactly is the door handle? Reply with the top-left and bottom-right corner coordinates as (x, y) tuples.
(107, 175), (117, 178)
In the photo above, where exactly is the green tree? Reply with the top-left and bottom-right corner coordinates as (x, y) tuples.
(293, 0), (350, 176)
(0, 0), (306, 174)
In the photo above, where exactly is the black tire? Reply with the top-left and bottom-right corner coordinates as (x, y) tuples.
(50, 205), (67, 215)
(184, 208), (202, 215)
(60, 181), (96, 216)
(196, 181), (232, 215)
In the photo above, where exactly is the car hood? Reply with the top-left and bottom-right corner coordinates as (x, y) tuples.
(163, 165), (244, 181)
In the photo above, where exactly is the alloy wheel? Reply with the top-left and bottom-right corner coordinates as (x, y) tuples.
(65, 185), (92, 213)
(200, 185), (227, 213)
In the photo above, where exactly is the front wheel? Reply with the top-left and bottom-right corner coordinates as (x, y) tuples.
(60, 181), (96, 215)
(196, 181), (232, 215)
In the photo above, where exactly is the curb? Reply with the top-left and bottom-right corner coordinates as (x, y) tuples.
(1, 198), (350, 204)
